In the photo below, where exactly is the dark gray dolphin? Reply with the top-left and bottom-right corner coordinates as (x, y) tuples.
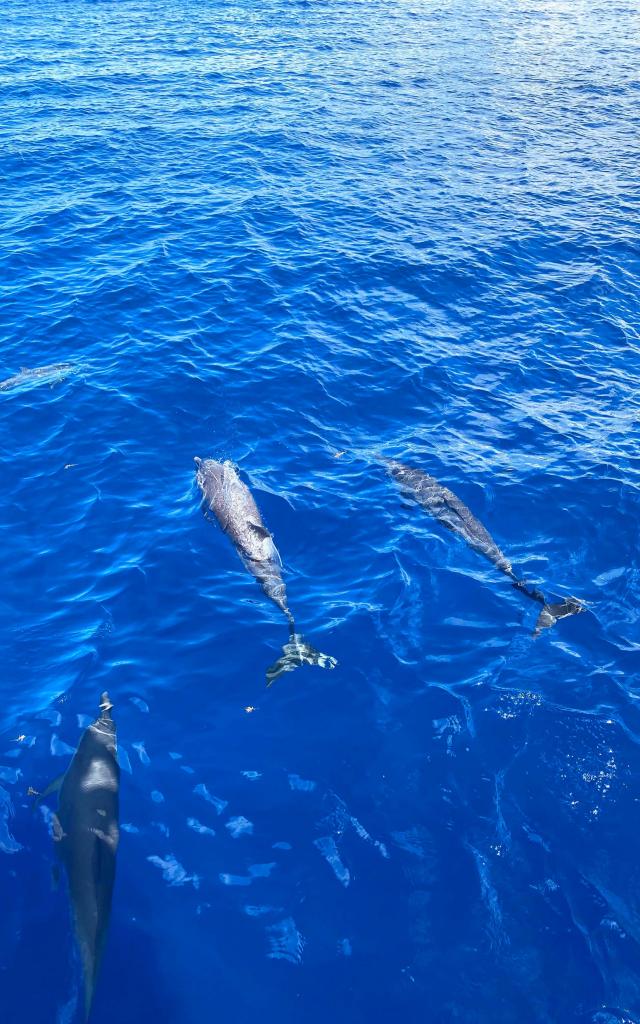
(195, 457), (337, 684)
(385, 458), (583, 630)
(36, 692), (119, 1020)
(0, 362), (75, 392)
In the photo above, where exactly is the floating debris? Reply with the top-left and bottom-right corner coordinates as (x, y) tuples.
(0, 786), (21, 853)
(219, 863), (277, 887)
(117, 745), (132, 774)
(267, 917), (305, 964)
(226, 816), (254, 838)
(50, 735), (75, 757)
(187, 817), (216, 837)
(288, 773), (316, 792)
(244, 905), (283, 917)
(132, 742), (150, 766)
(193, 783), (228, 815)
(147, 854), (199, 888)
(314, 836), (350, 887)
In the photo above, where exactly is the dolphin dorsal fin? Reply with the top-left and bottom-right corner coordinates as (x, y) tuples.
(248, 522), (282, 565)
(248, 522), (271, 541)
(30, 772), (65, 811)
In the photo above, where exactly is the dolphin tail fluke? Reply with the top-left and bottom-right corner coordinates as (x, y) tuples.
(533, 597), (584, 637)
(266, 631), (337, 687)
(508, 573), (585, 633)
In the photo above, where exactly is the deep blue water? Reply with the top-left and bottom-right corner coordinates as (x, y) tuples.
(1, 0), (640, 1021)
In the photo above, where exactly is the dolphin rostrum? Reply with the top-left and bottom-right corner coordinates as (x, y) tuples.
(385, 458), (583, 632)
(35, 692), (120, 1020)
(195, 457), (337, 684)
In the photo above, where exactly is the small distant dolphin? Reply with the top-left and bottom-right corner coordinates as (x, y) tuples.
(0, 362), (75, 393)
(385, 458), (583, 631)
(35, 693), (119, 1020)
(195, 457), (337, 684)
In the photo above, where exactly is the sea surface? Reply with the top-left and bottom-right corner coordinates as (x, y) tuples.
(1, 0), (640, 1021)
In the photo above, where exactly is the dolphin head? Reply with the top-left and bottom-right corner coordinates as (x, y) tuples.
(194, 457), (242, 501)
(385, 458), (419, 488)
(194, 456), (224, 492)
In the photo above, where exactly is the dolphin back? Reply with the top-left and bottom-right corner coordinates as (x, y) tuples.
(0, 362), (75, 392)
(56, 692), (120, 1020)
(386, 459), (513, 576)
(195, 457), (291, 619)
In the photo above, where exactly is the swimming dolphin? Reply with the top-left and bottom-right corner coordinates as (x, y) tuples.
(35, 692), (119, 1020)
(195, 457), (336, 684)
(385, 458), (583, 629)
(0, 362), (75, 393)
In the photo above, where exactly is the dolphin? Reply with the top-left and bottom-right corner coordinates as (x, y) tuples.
(0, 362), (75, 393)
(35, 692), (119, 1020)
(385, 458), (583, 630)
(195, 457), (337, 684)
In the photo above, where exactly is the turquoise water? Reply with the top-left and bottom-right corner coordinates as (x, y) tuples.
(1, 0), (640, 1021)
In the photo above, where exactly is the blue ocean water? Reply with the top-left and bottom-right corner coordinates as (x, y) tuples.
(1, 0), (640, 1020)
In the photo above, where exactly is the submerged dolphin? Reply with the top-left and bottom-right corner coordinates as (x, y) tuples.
(36, 693), (119, 1020)
(0, 362), (75, 392)
(195, 457), (336, 684)
(385, 458), (583, 632)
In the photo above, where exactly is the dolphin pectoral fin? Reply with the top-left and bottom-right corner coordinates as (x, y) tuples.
(30, 773), (65, 812)
(266, 634), (338, 687)
(51, 813), (65, 843)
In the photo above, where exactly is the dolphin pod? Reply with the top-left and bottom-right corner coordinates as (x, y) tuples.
(35, 693), (120, 1021)
(20, 448), (583, 1020)
(384, 457), (583, 633)
(195, 457), (337, 685)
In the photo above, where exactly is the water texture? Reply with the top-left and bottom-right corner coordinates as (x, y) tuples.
(1, 0), (640, 1021)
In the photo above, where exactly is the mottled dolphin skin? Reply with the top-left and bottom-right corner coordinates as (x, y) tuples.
(195, 457), (292, 623)
(195, 457), (336, 684)
(38, 692), (119, 1020)
(0, 362), (75, 392)
(385, 458), (583, 629)
(386, 458), (523, 579)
